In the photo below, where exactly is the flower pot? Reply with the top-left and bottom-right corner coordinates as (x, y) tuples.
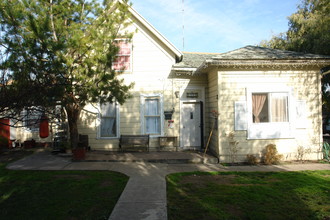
(72, 148), (86, 160)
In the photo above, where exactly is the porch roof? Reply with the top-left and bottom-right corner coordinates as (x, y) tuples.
(172, 52), (220, 69)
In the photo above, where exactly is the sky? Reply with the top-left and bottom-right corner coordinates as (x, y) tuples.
(130, 0), (302, 53)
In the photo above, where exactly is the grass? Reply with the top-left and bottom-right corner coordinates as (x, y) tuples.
(167, 170), (330, 220)
(0, 149), (129, 220)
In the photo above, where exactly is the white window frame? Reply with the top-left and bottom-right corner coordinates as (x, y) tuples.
(247, 86), (294, 139)
(98, 102), (120, 139)
(140, 94), (164, 137)
(112, 38), (132, 73)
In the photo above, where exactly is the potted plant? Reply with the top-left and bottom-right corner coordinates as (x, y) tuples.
(72, 145), (86, 160)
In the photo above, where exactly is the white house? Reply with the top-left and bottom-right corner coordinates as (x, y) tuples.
(3, 3), (329, 162)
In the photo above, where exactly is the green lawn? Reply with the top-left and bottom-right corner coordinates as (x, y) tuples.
(0, 150), (128, 220)
(167, 170), (330, 220)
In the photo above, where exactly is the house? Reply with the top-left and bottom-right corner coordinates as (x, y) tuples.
(3, 3), (330, 162)
(76, 4), (330, 162)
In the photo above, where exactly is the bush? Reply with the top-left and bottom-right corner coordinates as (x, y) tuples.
(246, 154), (259, 165)
(264, 144), (283, 165)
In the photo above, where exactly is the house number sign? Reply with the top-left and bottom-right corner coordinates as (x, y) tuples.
(186, 92), (198, 98)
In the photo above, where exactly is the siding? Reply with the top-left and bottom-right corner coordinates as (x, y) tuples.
(216, 69), (323, 162)
(78, 17), (209, 150)
(207, 69), (219, 156)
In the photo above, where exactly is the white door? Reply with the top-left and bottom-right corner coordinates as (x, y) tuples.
(181, 102), (201, 150)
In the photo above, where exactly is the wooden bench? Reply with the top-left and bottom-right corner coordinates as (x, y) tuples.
(119, 135), (150, 152)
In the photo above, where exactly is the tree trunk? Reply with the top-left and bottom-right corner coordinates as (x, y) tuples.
(65, 104), (80, 149)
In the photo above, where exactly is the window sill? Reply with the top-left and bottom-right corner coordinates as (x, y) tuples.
(247, 122), (293, 139)
(97, 137), (119, 140)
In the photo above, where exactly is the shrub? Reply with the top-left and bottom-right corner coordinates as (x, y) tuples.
(246, 154), (259, 165)
(296, 146), (312, 161)
(264, 144), (283, 165)
(227, 131), (239, 163)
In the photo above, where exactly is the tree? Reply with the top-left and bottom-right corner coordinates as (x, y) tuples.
(0, 0), (133, 148)
(260, 0), (330, 115)
(260, 0), (330, 56)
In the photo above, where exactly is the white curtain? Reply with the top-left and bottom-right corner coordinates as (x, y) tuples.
(271, 93), (288, 122)
(145, 98), (160, 134)
(100, 103), (116, 137)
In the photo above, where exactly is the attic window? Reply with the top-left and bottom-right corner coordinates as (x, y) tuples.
(112, 39), (131, 72)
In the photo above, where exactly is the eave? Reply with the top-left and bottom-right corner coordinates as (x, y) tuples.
(194, 59), (330, 75)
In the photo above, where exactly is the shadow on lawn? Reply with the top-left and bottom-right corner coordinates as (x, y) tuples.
(167, 170), (330, 220)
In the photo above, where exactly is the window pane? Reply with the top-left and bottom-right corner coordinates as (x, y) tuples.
(252, 92), (289, 123)
(271, 93), (288, 122)
(252, 93), (269, 123)
(100, 102), (117, 137)
(101, 103), (116, 117)
(101, 118), (116, 137)
(24, 109), (42, 131)
(113, 40), (131, 71)
(145, 117), (160, 134)
(145, 99), (159, 115)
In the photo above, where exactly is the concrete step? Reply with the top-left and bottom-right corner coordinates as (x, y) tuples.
(79, 151), (219, 164)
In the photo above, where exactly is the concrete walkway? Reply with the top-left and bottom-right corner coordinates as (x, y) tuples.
(6, 150), (330, 220)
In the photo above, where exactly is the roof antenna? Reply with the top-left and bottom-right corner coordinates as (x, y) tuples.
(182, 0), (185, 51)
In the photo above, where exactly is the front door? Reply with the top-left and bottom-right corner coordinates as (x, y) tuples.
(181, 102), (202, 150)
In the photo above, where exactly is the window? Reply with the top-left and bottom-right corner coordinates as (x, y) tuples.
(100, 102), (118, 138)
(247, 87), (293, 139)
(252, 93), (288, 123)
(23, 108), (42, 131)
(141, 95), (163, 135)
(112, 39), (131, 71)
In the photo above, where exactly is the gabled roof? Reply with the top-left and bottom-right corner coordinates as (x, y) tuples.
(213, 45), (330, 60)
(127, 5), (183, 61)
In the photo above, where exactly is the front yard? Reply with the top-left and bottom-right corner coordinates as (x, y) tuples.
(0, 149), (128, 219)
(167, 170), (330, 220)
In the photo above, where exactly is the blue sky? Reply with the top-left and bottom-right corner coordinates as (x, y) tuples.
(130, 0), (301, 53)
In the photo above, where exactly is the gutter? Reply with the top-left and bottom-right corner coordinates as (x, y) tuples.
(194, 59), (330, 76)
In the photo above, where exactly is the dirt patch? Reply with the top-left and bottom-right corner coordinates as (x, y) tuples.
(179, 174), (237, 186)
(179, 174), (279, 186)
(226, 204), (243, 219)
(0, 149), (34, 163)
(54, 174), (89, 180)
(99, 180), (114, 187)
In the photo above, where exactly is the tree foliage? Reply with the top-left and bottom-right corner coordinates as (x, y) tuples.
(260, 0), (330, 116)
(0, 0), (134, 148)
(260, 0), (330, 56)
